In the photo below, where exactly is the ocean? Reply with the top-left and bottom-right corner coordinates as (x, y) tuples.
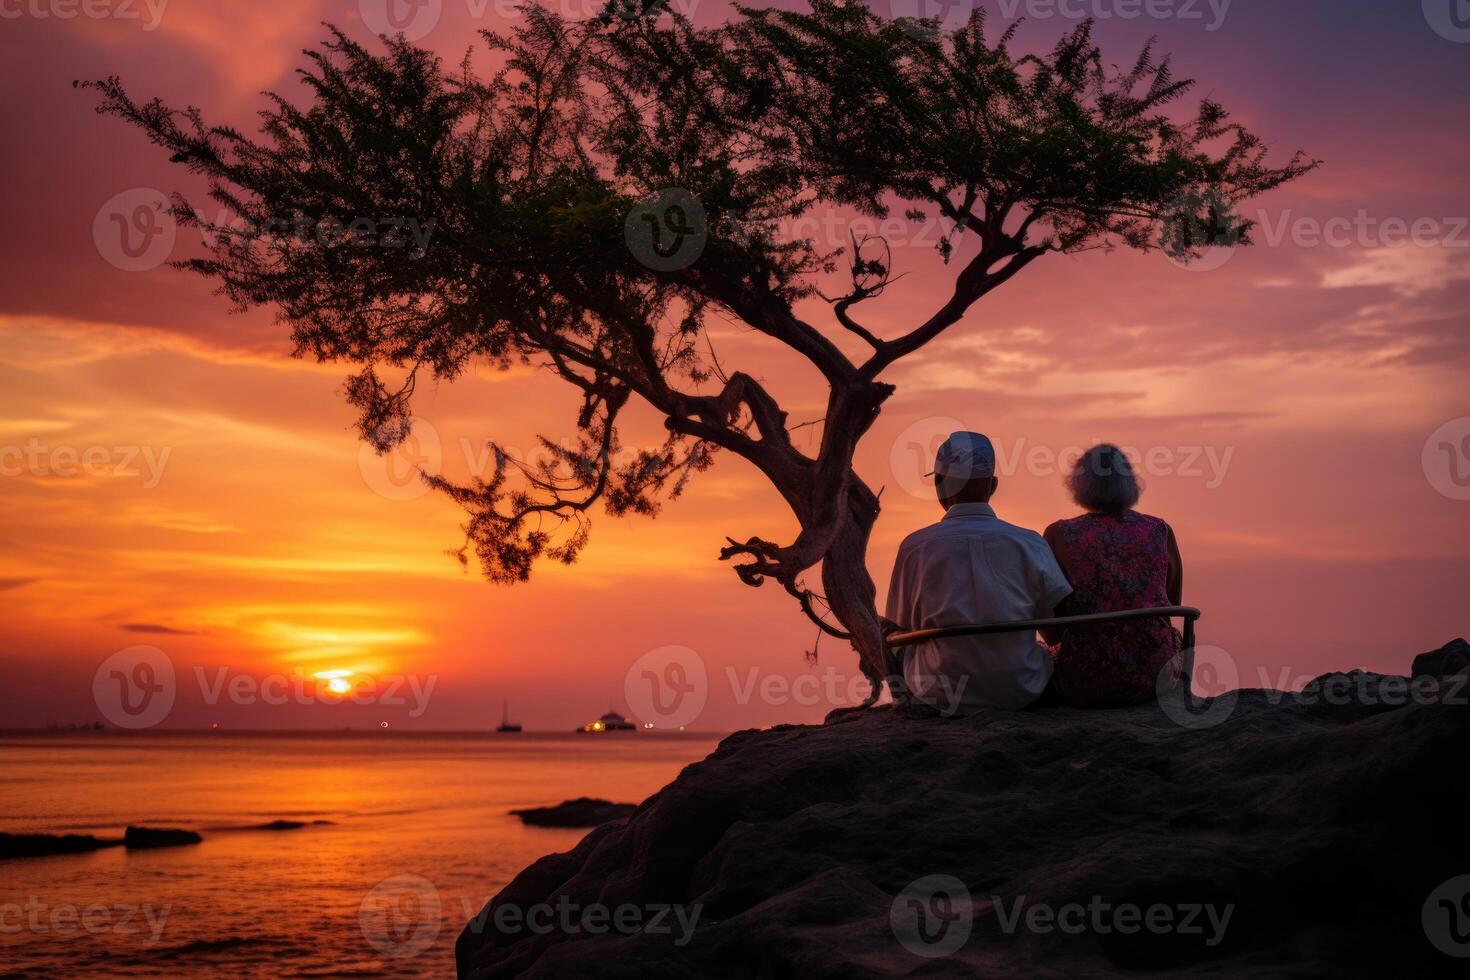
(0, 731), (721, 978)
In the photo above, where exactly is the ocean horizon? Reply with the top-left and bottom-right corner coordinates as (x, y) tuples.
(0, 731), (720, 977)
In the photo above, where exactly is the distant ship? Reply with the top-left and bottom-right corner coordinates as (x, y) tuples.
(579, 710), (636, 733)
(496, 700), (523, 733)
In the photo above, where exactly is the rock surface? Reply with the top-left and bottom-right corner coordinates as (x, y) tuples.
(458, 645), (1469, 978)
(123, 825), (202, 850)
(246, 819), (334, 831)
(510, 798), (638, 828)
(1413, 636), (1470, 679)
(0, 832), (121, 860)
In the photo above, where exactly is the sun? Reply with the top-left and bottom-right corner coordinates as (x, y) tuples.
(314, 669), (355, 696)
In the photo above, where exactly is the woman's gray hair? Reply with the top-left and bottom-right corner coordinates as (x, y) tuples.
(1066, 444), (1142, 514)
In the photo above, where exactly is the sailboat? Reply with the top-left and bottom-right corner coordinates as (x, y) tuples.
(496, 700), (522, 733)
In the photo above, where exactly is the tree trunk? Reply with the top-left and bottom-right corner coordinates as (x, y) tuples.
(818, 479), (893, 707)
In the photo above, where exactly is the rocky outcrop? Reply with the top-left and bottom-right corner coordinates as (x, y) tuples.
(1413, 637), (1470, 679)
(244, 819), (334, 831)
(458, 643), (1469, 978)
(0, 832), (120, 859)
(2, 823), (207, 859)
(510, 798), (638, 828)
(123, 825), (202, 850)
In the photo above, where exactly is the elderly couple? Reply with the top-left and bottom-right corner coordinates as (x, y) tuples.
(882, 432), (1184, 714)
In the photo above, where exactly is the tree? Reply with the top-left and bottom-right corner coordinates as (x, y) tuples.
(83, 1), (1315, 703)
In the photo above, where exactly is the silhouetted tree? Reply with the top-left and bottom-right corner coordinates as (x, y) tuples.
(84, 2), (1314, 701)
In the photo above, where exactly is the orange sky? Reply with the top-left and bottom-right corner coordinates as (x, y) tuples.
(1, 1), (1467, 730)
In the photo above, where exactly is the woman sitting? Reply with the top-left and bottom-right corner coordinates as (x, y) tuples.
(1042, 445), (1183, 707)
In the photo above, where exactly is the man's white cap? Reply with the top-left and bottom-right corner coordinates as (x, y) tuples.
(927, 431), (996, 481)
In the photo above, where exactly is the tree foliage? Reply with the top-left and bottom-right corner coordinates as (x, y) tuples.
(83, 1), (1315, 691)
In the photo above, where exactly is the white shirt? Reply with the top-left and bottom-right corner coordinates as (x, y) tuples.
(885, 502), (1073, 712)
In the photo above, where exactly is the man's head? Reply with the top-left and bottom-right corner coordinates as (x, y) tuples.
(929, 431), (999, 509)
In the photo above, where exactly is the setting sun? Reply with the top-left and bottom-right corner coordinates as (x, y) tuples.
(314, 669), (355, 696)
(0, 3), (1466, 978)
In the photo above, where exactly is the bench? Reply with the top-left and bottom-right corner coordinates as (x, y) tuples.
(885, 605), (1202, 686)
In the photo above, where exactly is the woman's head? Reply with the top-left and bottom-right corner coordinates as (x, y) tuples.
(1067, 444), (1142, 514)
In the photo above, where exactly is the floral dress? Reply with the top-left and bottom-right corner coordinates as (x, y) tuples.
(1043, 511), (1182, 707)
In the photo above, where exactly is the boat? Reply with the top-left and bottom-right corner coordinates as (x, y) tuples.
(496, 700), (523, 733)
(578, 709), (636, 733)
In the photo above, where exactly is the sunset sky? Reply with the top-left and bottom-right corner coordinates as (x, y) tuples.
(1, 0), (1466, 730)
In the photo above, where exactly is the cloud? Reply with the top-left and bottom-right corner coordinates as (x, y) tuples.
(121, 622), (197, 635)
(1320, 246), (1470, 298)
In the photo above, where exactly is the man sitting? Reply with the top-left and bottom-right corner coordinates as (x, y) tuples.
(884, 432), (1072, 714)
